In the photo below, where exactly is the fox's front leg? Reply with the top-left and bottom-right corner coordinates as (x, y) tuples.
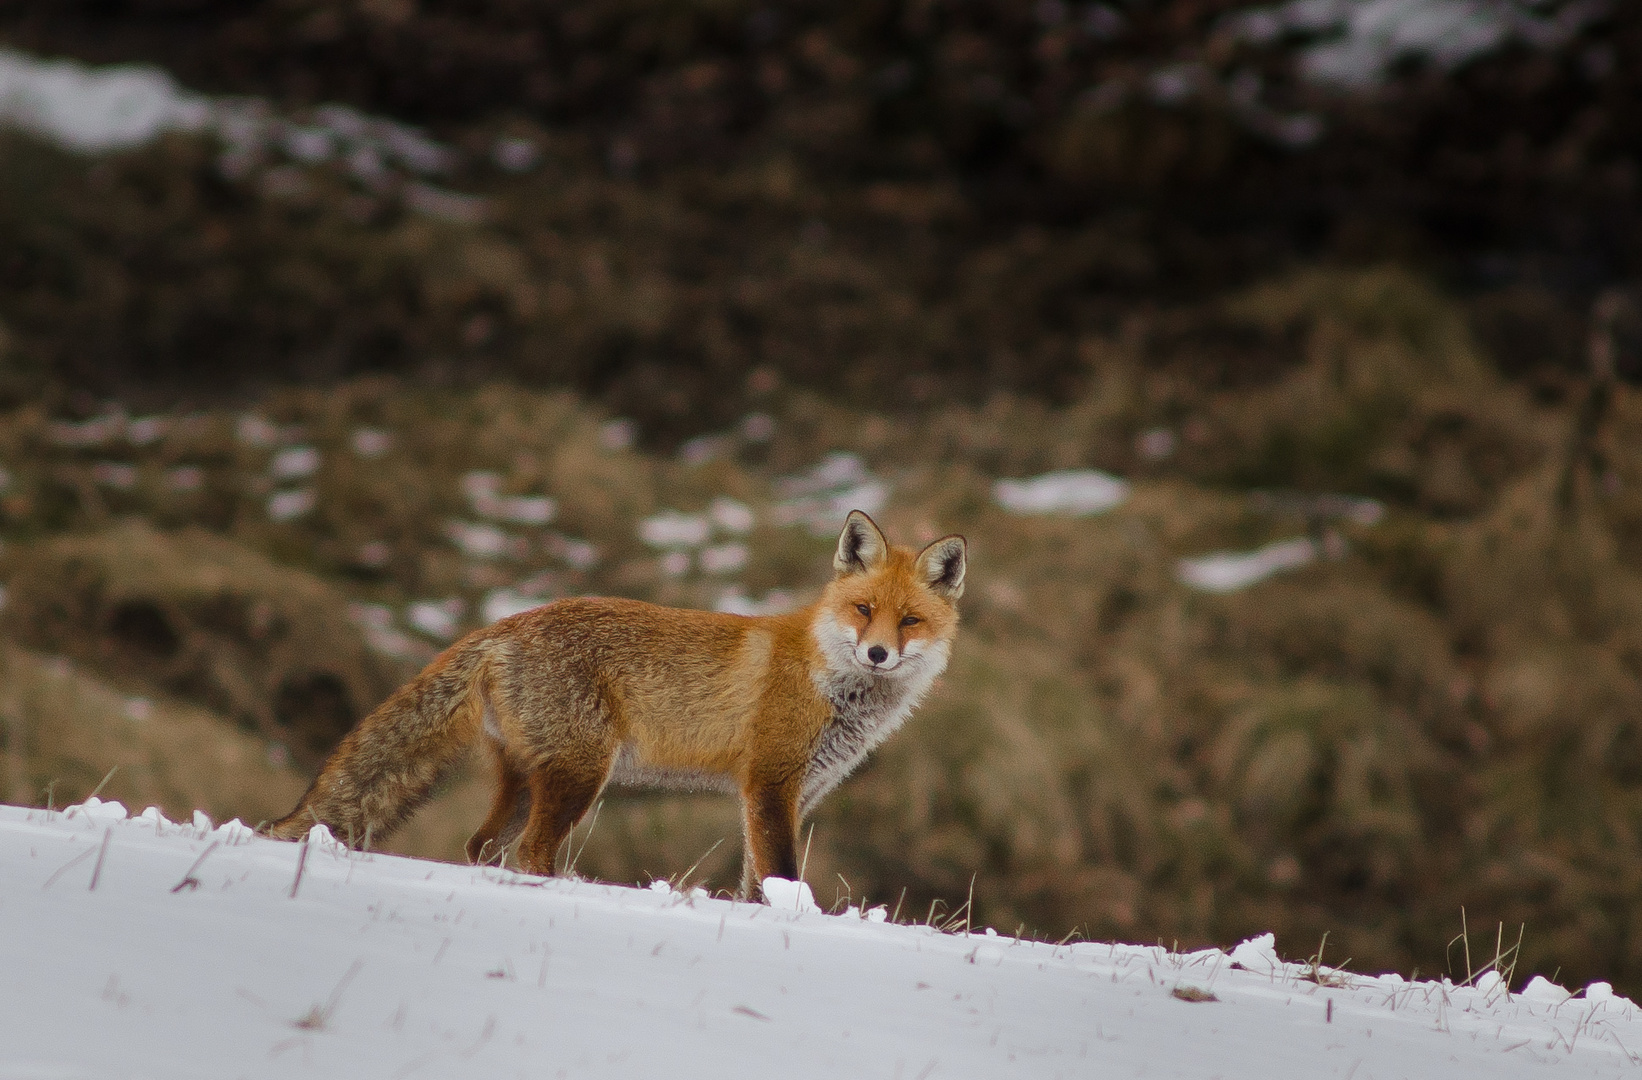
(740, 772), (802, 900)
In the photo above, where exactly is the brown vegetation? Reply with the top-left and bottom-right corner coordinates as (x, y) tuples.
(0, 520), (398, 766)
(1, 1), (1638, 436)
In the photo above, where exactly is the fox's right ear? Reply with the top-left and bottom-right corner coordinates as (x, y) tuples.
(834, 510), (889, 577)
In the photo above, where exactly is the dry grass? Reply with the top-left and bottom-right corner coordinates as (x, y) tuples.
(0, 640), (307, 827)
(0, 521), (399, 767)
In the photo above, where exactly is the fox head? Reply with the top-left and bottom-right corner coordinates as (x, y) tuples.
(813, 510), (965, 679)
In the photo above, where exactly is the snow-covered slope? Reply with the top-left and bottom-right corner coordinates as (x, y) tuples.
(3, 800), (1639, 1079)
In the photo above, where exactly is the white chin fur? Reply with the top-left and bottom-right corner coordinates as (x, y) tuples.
(813, 609), (946, 681)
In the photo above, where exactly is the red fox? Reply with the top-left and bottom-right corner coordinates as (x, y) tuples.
(268, 510), (965, 898)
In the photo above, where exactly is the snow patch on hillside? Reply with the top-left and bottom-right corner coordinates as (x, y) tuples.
(0, 49), (207, 151)
(3, 799), (1640, 1079)
(0, 47), (475, 211)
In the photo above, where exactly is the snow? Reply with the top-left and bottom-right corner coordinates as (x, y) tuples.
(165, 466), (204, 492)
(679, 434), (734, 466)
(462, 470), (504, 503)
(92, 462), (139, 490)
(346, 602), (429, 661)
(1227, 0), (1605, 89)
(714, 588), (800, 616)
(0, 49), (209, 152)
(1176, 537), (1319, 593)
(992, 470), (1129, 517)
(760, 875), (821, 914)
(238, 411), (302, 446)
(5, 799), (1642, 1079)
(493, 497), (557, 526)
(481, 588), (549, 624)
(1227, 931), (1284, 975)
(772, 453), (891, 537)
(639, 511), (712, 549)
(598, 419), (637, 451)
(406, 598), (466, 642)
(546, 534), (601, 571)
(709, 497), (756, 536)
(492, 137), (541, 173)
(350, 428), (394, 459)
(462, 472), (558, 527)
(126, 416), (168, 446)
(0, 48), (475, 216)
(269, 446), (321, 481)
(265, 488), (316, 523)
(1522, 976), (1573, 1005)
(699, 542), (750, 575)
(445, 520), (522, 560)
(741, 413), (776, 443)
(1136, 428), (1177, 461)
(643, 502), (754, 568)
(355, 541), (392, 568)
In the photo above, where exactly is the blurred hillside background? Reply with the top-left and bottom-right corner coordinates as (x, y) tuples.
(2, 0), (1641, 993)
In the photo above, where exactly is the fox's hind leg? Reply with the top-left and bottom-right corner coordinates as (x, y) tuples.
(513, 754), (612, 876)
(494, 668), (623, 876)
(465, 740), (528, 866)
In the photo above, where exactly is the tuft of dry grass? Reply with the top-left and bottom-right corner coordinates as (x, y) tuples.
(1300, 933), (1352, 988)
(291, 960), (362, 1032)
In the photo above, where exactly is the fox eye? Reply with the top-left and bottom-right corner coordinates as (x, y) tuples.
(856, 603), (872, 618)
(901, 615), (921, 627)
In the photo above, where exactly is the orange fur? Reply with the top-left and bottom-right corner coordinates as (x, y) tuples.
(267, 511), (964, 899)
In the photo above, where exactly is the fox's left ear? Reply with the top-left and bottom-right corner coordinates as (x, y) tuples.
(915, 535), (967, 601)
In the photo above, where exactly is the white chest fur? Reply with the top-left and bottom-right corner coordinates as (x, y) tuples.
(801, 612), (949, 814)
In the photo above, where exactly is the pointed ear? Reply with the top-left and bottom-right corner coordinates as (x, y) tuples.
(915, 535), (966, 600)
(834, 510), (889, 577)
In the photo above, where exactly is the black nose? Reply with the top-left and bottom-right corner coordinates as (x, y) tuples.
(867, 645), (888, 664)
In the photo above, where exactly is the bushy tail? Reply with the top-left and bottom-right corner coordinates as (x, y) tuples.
(267, 641), (492, 846)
